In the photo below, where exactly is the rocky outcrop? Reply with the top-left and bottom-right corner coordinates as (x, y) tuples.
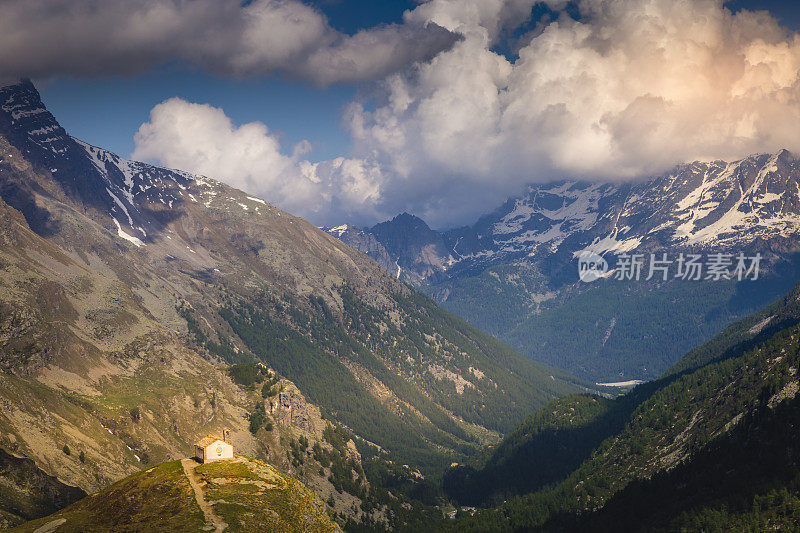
(266, 384), (325, 439)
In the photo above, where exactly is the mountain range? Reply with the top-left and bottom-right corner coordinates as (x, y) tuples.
(0, 80), (586, 530)
(4, 77), (800, 531)
(327, 150), (800, 382)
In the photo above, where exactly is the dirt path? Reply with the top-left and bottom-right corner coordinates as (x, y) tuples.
(181, 458), (228, 532)
(32, 519), (66, 533)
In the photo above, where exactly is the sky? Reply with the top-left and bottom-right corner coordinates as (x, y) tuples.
(4, 0), (800, 229)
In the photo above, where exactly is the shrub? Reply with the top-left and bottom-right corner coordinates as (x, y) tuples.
(229, 363), (263, 388)
(249, 403), (267, 434)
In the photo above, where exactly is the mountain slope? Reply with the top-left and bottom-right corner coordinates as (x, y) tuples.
(0, 80), (585, 527)
(442, 393), (622, 507)
(0, 449), (86, 529)
(577, 394), (800, 531)
(444, 276), (800, 530)
(0, 186), (341, 525)
(329, 153), (800, 382)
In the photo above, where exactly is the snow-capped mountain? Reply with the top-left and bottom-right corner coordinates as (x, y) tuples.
(620, 151), (800, 247)
(0, 79), (279, 255)
(326, 149), (800, 382)
(329, 150), (800, 286)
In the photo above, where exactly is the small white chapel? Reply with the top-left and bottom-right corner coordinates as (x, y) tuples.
(194, 428), (234, 463)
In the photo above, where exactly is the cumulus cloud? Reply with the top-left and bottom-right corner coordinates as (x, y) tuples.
(132, 0), (800, 228)
(0, 0), (458, 85)
(344, 0), (800, 226)
(132, 98), (386, 225)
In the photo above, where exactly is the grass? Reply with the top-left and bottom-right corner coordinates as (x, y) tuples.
(198, 457), (339, 533)
(196, 460), (261, 480)
(8, 461), (206, 532)
(11, 457), (340, 532)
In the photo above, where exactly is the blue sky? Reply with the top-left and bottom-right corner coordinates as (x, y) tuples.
(728, 0), (800, 27)
(39, 70), (357, 162)
(37, 0), (420, 161)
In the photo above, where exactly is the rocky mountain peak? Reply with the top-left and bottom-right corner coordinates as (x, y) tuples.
(0, 79), (74, 158)
(0, 79), (122, 220)
(370, 212), (436, 241)
(329, 149), (800, 287)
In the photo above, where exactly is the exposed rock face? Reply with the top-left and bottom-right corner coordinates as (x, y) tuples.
(324, 224), (396, 275)
(266, 385), (324, 438)
(325, 214), (458, 285)
(370, 213), (455, 282)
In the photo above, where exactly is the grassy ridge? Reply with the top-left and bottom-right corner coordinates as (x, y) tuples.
(197, 457), (338, 532)
(8, 461), (205, 533)
(11, 457), (340, 533)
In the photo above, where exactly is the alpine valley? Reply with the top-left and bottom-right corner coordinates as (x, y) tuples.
(327, 151), (800, 382)
(5, 78), (800, 533)
(0, 80), (585, 531)
(441, 259), (800, 532)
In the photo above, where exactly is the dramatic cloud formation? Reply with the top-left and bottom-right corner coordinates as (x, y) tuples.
(133, 0), (800, 227)
(0, 0), (459, 85)
(343, 0), (800, 226)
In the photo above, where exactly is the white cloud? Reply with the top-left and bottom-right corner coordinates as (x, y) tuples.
(345, 0), (800, 226)
(132, 98), (386, 225)
(133, 98), (297, 194)
(0, 0), (458, 85)
(132, 0), (800, 228)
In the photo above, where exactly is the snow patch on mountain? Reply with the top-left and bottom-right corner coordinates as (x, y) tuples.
(573, 230), (643, 257)
(113, 218), (144, 247)
(0, 102), (46, 120)
(669, 152), (800, 245)
(492, 182), (606, 244)
(326, 224), (350, 237)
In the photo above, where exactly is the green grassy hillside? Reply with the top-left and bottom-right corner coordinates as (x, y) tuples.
(9, 456), (339, 532)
